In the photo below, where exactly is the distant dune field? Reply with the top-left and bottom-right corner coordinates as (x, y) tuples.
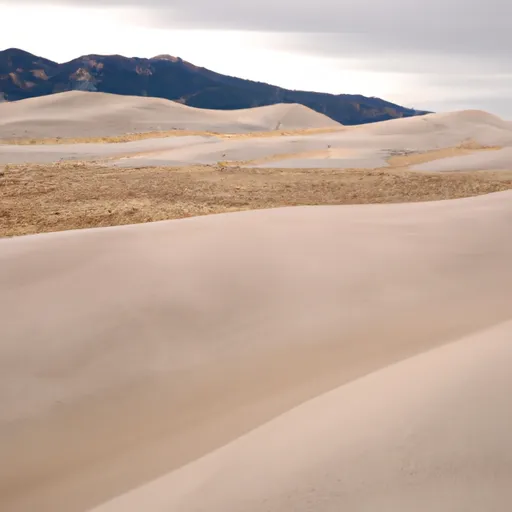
(1, 93), (512, 171)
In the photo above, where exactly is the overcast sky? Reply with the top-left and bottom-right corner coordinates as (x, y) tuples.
(2, 0), (511, 116)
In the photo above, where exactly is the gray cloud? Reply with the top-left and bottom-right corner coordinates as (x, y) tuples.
(16, 0), (512, 33)
(263, 32), (512, 76)
(6, 0), (512, 116)
(23, 0), (511, 67)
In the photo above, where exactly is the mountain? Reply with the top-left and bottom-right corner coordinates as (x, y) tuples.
(0, 48), (429, 125)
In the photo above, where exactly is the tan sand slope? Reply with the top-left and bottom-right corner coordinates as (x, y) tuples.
(412, 146), (512, 172)
(1, 191), (512, 511)
(360, 109), (512, 136)
(0, 135), (213, 165)
(109, 109), (512, 168)
(93, 319), (512, 512)
(2, 105), (511, 169)
(0, 91), (341, 139)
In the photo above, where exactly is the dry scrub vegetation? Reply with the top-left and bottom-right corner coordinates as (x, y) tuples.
(1, 162), (512, 237)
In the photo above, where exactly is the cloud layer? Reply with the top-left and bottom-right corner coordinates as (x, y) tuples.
(5, 0), (512, 116)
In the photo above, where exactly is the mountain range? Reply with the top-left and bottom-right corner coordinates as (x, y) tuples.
(0, 48), (429, 125)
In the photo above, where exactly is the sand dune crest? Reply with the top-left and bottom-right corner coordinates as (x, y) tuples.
(2, 92), (512, 169)
(0, 91), (340, 139)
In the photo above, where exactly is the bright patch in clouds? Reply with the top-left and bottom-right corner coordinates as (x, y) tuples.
(1, 4), (409, 102)
(0, 4), (414, 104)
(2, 1), (512, 116)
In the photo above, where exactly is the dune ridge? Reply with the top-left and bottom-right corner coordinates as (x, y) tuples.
(1, 93), (512, 170)
(0, 91), (341, 139)
(107, 108), (512, 169)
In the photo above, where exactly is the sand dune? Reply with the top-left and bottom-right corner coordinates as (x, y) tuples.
(361, 109), (511, 135)
(2, 92), (512, 510)
(1, 190), (512, 511)
(0, 135), (213, 165)
(2, 95), (512, 169)
(109, 109), (512, 168)
(0, 91), (340, 139)
(92, 320), (512, 512)
(413, 146), (512, 172)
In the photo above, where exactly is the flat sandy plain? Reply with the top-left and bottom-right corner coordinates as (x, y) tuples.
(1, 92), (512, 512)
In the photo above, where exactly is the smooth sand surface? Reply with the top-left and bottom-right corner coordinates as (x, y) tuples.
(108, 109), (512, 169)
(413, 146), (512, 172)
(2, 97), (512, 169)
(1, 190), (512, 511)
(92, 320), (512, 512)
(0, 91), (340, 139)
(79, 108), (512, 168)
(0, 135), (213, 164)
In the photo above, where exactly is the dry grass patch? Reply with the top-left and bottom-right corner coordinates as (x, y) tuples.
(1, 162), (512, 237)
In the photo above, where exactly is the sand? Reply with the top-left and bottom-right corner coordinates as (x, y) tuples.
(0, 135), (213, 165)
(0, 91), (340, 139)
(92, 319), (512, 512)
(2, 94), (512, 170)
(1, 190), (512, 511)
(2, 91), (512, 511)
(111, 110), (512, 168)
(412, 146), (512, 172)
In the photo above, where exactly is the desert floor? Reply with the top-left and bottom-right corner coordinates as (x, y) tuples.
(2, 162), (512, 237)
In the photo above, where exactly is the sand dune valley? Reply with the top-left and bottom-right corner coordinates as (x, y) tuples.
(1, 90), (512, 512)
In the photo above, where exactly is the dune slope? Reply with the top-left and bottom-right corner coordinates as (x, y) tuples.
(109, 109), (512, 168)
(413, 146), (512, 172)
(92, 319), (512, 512)
(0, 91), (341, 139)
(1, 191), (512, 511)
(3, 104), (512, 169)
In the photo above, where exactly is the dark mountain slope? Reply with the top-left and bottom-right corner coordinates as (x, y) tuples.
(0, 48), (429, 124)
